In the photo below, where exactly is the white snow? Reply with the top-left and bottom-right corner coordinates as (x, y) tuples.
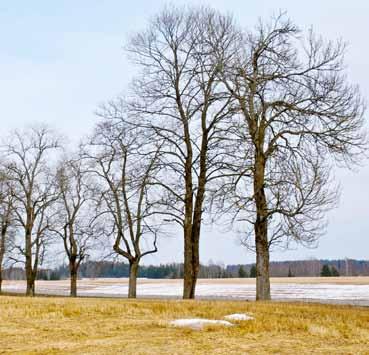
(3, 280), (369, 306)
(78, 282), (369, 304)
(224, 313), (254, 321)
(170, 318), (233, 330)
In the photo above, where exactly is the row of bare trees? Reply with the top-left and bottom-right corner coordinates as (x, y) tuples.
(0, 123), (163, 298)
(0, 6), (366, 300)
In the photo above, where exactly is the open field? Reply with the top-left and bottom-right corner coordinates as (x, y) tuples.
(0, 295), (368, 354)
(2, 277), (369, 306)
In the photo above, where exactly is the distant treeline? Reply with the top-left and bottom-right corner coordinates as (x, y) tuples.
(3, 259), (369, 280)
(3, 262), (231, 280)
(228, 259), (369, 278)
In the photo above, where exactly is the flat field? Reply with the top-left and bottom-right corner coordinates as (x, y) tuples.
(0, 295), (368, 354)
(2, 277), (369, 305)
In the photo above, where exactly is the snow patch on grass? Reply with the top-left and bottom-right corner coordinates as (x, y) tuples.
(170, 318), (234, 330)
(224, 313), (254, 321)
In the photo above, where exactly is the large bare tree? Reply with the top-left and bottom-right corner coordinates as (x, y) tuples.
(84, 118), (161, 298)
(53, 157), (99, 297)
(218, 14), (367, 300)
(2, 126), (61, 296)
(126, 6), (240, 298)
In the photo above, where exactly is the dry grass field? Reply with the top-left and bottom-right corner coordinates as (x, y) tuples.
(0, 295), (368, 354)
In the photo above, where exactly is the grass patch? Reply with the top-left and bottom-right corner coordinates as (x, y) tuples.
(0, 295), (368, 354)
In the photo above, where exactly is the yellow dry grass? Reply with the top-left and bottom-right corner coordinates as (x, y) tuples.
(0, 295), (368, 354)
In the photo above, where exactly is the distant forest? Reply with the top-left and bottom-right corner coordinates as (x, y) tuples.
(3, 259), (369, 280)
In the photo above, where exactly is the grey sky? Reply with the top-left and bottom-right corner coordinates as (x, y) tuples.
(1, 1), (368, 265)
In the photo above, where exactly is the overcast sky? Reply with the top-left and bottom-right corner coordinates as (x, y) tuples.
(1, 1), (368, 265)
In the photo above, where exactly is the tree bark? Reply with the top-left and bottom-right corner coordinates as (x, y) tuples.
(25, 226), (35, 296)
(128, 260), (139, 298)
(182, 162), (195, 299)
(183, 231), (197, 299)
(255, 222), (270, 300)
(26, 275), (36, 296)
(0, 226), (5, 293)
(183, 197), (204, 299)
(69, 260), (78, 297)
(182, 121), (207, 299)
(254, 153), (271, 300)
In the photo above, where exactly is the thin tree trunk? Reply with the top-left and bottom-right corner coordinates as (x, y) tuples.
(128, 261), (139, 298)
(69, 260), (78, 297)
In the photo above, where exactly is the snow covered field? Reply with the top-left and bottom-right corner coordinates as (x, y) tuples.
(2, 277), (369, 306)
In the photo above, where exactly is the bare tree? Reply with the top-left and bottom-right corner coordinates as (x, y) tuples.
(52, 157), (99, 297)
(84, 118), (161, 298)
(126, 5), (240, 298)
(218, 14), (367, 300)
(2, 126), (61, 296)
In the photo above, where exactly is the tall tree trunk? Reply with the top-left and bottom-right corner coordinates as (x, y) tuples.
(182, 156), (195, 299)
(26, 275), (36, 296)
(183, 229), (196, 299)
(183, 213), (203, 299)
(191, 230), (200, 297)
(255, 220), (270, 300)
(25, 227), (34, 296)
(0, 269), (2, 294)
(128, 260), (139, 298)
(0, 227), (5, 293)
(179, 81), (195, 299)
(185, 196), (205, 299)
(182, 127), (207, 299)
(69, 259), (78, 297)
(254, 153), (271, 300)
